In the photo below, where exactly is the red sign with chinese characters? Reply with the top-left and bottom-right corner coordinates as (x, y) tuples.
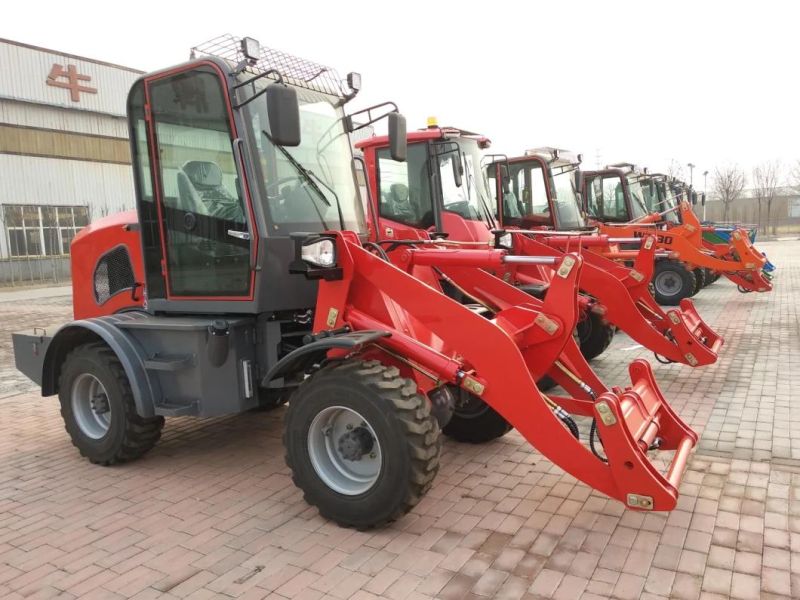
(46, 64), (97, 102)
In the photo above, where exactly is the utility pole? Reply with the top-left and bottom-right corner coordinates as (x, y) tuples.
(687, 163), (695, 187)
(702, 170), (709, 221)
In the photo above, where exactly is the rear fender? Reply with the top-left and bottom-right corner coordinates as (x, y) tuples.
(41, 320), (159, 417)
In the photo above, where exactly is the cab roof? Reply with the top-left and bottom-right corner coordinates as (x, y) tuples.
(355, 125), (491, 151)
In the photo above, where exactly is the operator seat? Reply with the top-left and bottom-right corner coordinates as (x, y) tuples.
(180, 160), (245, 222)
(389, 183), (416, 221)
(502, 178), (523, 219)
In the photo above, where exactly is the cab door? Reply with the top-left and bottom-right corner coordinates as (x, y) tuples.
(144, 63), (255, 300)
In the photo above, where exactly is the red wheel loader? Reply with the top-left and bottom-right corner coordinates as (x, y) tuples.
(643, 174), (775, 291)
(357, 130), (721, 368)
(11, 37), (696, 526)
(583, 164), (772, 304)
(355, 124), (614, 361)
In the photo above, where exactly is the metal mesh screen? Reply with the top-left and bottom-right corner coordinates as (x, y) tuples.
(94, 246), (135, 304)
(190, 34), (348, 98)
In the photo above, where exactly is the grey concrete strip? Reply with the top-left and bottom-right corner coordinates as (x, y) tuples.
(0, 285), (72, 303)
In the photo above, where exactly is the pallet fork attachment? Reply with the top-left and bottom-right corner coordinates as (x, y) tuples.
(313, 232), (697, 510)
(597, 202), (772, 293)
(498, 233), (723, 367)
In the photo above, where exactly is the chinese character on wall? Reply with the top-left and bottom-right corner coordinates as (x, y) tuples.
(46, 64), (97, 102)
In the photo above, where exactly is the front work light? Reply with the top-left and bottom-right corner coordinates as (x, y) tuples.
(302, 238), (337, 268)
(346, 72), (362, 94)
(241, 37), (261, 64)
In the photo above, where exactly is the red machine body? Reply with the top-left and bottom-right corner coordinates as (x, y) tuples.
(71, 210), (145, 320)
(319, 231), (698, 510)
(357, 130), (722, 367)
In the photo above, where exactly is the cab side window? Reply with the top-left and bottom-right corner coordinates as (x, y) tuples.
(148, 66), (251, 297)
(504, 163), (549, 225)
(602, 176), (627, 221)
(586, 176), (627, 221)
(376, 144), (434, 228)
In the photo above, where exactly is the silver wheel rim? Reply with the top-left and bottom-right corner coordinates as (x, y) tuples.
(654, 270), (682, 297)
(307, 406), (382, 495)
(71, 373), (112, 439)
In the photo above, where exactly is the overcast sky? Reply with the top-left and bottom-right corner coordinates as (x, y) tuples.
(4, 0), (798, 188)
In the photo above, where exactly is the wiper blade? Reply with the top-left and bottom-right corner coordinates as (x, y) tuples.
(264, 130), (331, 207)
(306, 168), (345, 231)
(262, 130), (331, 230)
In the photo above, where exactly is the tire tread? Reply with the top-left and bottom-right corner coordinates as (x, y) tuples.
(59, 343), (164, 465)
(284, 359), (441, 529)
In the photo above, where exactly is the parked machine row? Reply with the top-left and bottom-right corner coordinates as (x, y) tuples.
(11, 35), (774, 529)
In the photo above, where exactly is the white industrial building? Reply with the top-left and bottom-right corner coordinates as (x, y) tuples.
(0, 38), (142, 283)
(0, 38), (376, 284)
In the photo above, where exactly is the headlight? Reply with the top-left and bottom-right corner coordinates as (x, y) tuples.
(301, 238), (336, 267)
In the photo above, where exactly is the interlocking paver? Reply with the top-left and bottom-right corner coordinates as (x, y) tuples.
(1, 240), (799, 598)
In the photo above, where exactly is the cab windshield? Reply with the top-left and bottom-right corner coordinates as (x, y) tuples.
(642, 178), (660, 212)
(550, 164), (586, 229)
(657, 181), (681, 224)
(435, 138), (495, 227)
(626, 176), (649, 219)
(244, 85), (366, 235)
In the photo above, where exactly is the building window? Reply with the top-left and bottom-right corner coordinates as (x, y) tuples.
(3, 204), (89, 257)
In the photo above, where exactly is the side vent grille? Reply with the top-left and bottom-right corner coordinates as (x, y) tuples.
(94, 246), (135, 304)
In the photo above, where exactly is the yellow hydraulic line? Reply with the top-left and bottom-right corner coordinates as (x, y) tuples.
(552, 360), (597, 399)
(636, 299), (665, 321)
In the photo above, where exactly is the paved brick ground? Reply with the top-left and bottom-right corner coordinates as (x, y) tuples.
(0, 241), (796, 599)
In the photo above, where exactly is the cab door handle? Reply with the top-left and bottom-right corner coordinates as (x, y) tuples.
(227, 230), (251, 241)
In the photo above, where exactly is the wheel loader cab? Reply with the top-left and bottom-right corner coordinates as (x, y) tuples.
(359, 127), (496, 243)
(486, 150), (587, 231)
(126, 57), (369, 315)
(583, 168), (649, 223)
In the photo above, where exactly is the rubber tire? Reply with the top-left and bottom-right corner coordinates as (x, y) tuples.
(702, 268), (715, 287)
(576, 313), (615, 361)
(691, 268), (705, 296)
(702, 268), (722, 285)
(284, 359), (441, 529)
(58, 343), (164, 465)
(442, 388), (512, 443)
(652, 260), (696, 306)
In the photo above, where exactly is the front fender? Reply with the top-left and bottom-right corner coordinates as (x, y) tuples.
(261, 330), (390, 387)
(41, 318), (160, 418)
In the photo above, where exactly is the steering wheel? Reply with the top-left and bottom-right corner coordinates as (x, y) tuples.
(265, 176), (301, 198)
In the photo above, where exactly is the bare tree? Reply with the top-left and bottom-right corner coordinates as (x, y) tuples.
(667, 159), (685, 181)
(713, 165), (746, 221)
(789, 160), (800, 193)
(752, 160), (781, 234)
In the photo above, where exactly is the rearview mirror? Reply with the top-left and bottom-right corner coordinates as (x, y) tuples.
(691, 191), (698, 205)
(266, 83), (301, 147)
(452, 155), (463, 187)
(574, 170), (584, 193)
(388, 112), (407, 162)
(701, 192), (706, 206)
